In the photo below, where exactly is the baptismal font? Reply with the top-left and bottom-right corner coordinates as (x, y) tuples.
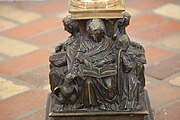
(46, 0), (154, 120)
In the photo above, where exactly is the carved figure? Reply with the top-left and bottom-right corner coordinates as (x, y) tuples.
(49, 13), (147, 112)
(53, 73), (79, 111)
(121, 41), (146, 111)
(75, 19), (117, 111)
(49, 15), (80, 91)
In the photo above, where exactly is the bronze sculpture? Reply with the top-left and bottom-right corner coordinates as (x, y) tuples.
(46, 0), (154, 120)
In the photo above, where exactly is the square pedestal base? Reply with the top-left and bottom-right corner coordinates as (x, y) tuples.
(46, 90), (154, 120)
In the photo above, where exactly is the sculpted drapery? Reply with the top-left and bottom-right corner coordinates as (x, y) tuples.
(49, 12), (146, 112)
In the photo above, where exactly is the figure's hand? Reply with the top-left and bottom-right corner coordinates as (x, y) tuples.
(65, 73), (75, 81)
(124, 63), (132, 73)
(83, 59), (92, 67)
(95, 60), (106, 68)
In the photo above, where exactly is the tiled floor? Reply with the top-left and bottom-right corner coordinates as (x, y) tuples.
(0, 0), (179, 120)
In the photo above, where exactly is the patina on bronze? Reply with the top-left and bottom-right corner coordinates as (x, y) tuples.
(46, 0), (154, 120)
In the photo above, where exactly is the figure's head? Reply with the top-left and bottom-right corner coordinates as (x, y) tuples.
(121, 11), (131, 26)
(86, 19), (106, 41)
(63, 15), (79, 34)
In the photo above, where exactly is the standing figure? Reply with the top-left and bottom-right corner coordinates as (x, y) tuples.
(49, 15), (82, 112)
(121, 41), (146, 111)
(49, 15), (80, 92)
(63, 15), (80, 73)
(113, 11), (131, 50)
(113, 12), (133, 104)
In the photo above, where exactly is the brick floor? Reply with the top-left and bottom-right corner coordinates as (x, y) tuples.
(169, 76), (180, 87)
(133, 20), (180, 41)
(0, 4), (41, 23)
(30, 28), (69, 46)
(128, 14), (166, 34)
(21, 109), (46, 120)
(16, 65), (49, 87)
(0, 90), (48, 120)
(146, 54), (180, 80)
(0, 0), (179, 120)
(0, 50), (51, 74)
(127, 0), (170, 10)
(0, 77), (29, 100)
(145, 46), (174, 64)
(154, 3), (180, 20)
(155, 102), (180, 120)
(32, 0), (68, 15)
(160, 34), (180, 50)
(146, 83), (180, 109)
(0, 18), (18, 32)
(0, 36), (39, 57)
(3, 17), (62, 39)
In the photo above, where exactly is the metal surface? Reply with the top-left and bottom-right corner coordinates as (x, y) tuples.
(46, 0), (154, 120)
(46, 90), (153, 120)
(69, 0), (125, 19)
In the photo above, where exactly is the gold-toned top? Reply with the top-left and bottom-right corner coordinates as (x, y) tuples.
(70, 0), (124, 10)
(69, 0), (125, 19)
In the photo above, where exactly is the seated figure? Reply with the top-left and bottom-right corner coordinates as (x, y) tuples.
(73, 19), (118, 111)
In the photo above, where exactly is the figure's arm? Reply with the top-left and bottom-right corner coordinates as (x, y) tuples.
(94, 53), (115, 68)
(55, 37), (71, 53)
(122, 53), (132, 73)
(49, 52), (67, 67)
(76, 49), (93, 67)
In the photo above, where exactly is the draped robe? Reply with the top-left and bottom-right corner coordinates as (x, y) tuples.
(76, 35), (118, 108)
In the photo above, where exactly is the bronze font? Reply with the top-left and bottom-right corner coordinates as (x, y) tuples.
(46, 1), (154, 120)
